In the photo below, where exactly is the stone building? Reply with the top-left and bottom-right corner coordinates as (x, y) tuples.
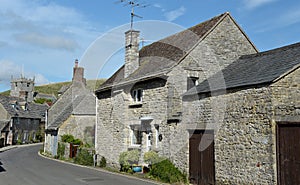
(95, 12), (257, 172)
(44, 61), (96, 156)
(10, 76), (35, 103)
(183, 42), (300, 184)
(0, 95), (48, 146)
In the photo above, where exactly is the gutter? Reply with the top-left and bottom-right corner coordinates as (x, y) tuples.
(95, 72), (169, 94)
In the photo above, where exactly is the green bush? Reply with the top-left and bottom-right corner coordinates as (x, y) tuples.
(34, 98), (52, 104)
(149, 159), (187, 184)
(74, 149), (93, 166)
(100, 156), (107, 168)
(57, 142), (65, 159)
(61, 134), (82, 145)
(144, 151), (165, 165)
(119, 150), (140, 173)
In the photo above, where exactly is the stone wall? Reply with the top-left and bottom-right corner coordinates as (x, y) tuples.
(58, 115), (95, 146)
(271, 68), (300, 121)
(161, 14), (258, 172)
(96, 79), (169, 167)
(95, 13), (258, 172)
(183, 87), (275, 184)
(181, 68), (300, 184)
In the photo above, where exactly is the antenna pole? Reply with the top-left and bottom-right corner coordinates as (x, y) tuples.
(116, 0), (148, 47)
(130, 5), (134, 30)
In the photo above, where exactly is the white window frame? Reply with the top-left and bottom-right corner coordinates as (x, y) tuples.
(131, 126), (142, 146)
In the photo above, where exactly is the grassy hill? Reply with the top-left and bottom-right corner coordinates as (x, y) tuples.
(0, 79), (106, 97)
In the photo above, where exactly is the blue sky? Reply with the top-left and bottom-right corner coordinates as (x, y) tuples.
(0, 0), (299, 91)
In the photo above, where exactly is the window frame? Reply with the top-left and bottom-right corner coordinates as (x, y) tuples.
(187, 76), (199, 90)
(132, 89), (143, 103)
(131, 126), (142, 146)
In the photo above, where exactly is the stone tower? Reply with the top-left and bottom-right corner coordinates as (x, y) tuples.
(10, 76), (35, 102)
(124, 30), (140, 78)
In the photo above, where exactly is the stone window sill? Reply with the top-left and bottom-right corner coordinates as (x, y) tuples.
(128, 145), (141, 150)
(129, 102), (143, 108)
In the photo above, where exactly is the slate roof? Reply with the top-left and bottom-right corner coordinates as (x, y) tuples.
(58, 84), (71, 95)
(0, 95), (48, 119)
(47, 82), (96, 130)
(184, 42), (300, 96)
(97, 12), (229, 92)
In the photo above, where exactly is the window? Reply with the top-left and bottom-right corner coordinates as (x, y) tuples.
(131, 127), (142, 145)
(132, 89), (143, 102)
(187, 77), (199, 90)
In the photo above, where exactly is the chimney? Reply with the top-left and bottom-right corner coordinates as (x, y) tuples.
(124, 30), (140, 78)
(72, 59), (86, 85)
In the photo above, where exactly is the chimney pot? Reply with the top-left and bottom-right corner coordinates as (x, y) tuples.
(75, 59), (79, 68)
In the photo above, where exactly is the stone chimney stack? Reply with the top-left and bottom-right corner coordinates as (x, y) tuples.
(72, 59), (86, 85)
(125, 30), (140, 78)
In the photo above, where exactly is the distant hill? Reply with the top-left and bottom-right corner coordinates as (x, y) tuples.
(0, 79), (106, 97)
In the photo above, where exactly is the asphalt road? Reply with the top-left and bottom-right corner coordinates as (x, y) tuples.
(0, 144), (158, 185)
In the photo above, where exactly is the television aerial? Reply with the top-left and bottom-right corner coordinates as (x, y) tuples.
(115, 0), (149, 30)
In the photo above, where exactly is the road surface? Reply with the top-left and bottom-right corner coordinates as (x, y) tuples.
(0, 144), (157, 185)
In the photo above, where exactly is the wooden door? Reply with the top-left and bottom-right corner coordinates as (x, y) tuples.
(189, 130), (215, 185)
(277, 123), (300, 185)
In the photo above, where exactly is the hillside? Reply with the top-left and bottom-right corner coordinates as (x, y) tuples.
(0, 79), (106, 97)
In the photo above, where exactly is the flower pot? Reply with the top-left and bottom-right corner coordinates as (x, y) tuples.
(132, 166), (142, 173)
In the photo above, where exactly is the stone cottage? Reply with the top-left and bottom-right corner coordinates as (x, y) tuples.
(44, 61), (96, 156)
(0, 95), (48, 146)
(95, 12), (258, 172)
(183, 42), (300, 184)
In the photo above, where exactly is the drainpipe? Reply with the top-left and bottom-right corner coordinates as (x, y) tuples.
(44, 110), (48, 153)
(93, 93), (98, 167)
(95, 95), (98, 151)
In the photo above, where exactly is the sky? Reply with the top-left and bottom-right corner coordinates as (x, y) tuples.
(0, 0), (300, 91)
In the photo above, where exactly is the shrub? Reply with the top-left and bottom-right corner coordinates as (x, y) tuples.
(74, 149), (93, 166)
(61, 134), (82, 145)
(61, 134), (75, 143)
(57, 142), (65, 159)
(149, 159), (187, 184)
(144, 151), (165, 165)
(100, 156), (107, 168)
(119, 150), (140, 173)
(17, 139), (22, 145)
(34, 98), (52, 104)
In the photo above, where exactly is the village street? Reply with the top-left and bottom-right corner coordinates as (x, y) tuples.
(0, 144), (157, 185)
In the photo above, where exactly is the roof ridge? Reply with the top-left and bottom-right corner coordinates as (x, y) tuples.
(155, 12), (228, 45)
(240, 42), (300, 59)
(96, 12), (231, 93)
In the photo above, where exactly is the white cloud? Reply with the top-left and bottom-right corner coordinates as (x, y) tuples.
(279, 9), (300, 26)
(15, 32), (78, 51)
(244, 0), (278, 9)
(0, 0), (91, 51)
(0, 60), (49, 87)
(164, 6), (186, 22)
(0, 60), (22, 81)
(33, 73), (50, 85)
(253, 7), (300, 33)
(153, 3), (166, 12)
(0, 0), (100, 91)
